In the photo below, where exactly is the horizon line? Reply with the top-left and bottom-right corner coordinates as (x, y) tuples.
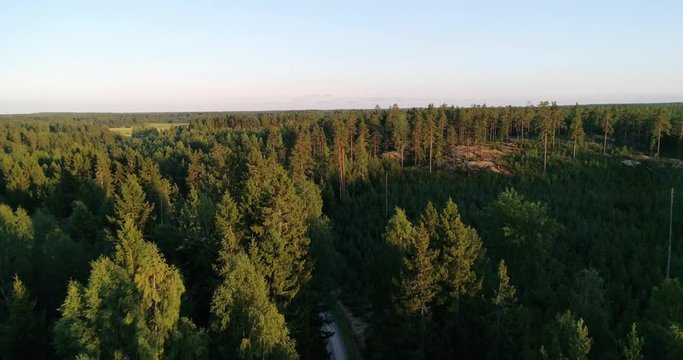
(1, 100), (682, 116)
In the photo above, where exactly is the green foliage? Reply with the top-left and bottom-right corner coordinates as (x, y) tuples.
(484, 188), (559, 293)
(0, 204), (34, 291)
(111, 174), (154, 229)
(215, 192), (241, 259)
(623, 323), (644, 360)
(289, 129), (314, 182)
(0, 105), (683, 358)
(0, 276), (49, 358)
(388, 104), (409, 167)
(211, 252), (298, 359)
(395, 225), (437, 316)
(570, 104), (585, 159)
(644, 278), (683, 358)
(487, 260), (524, 359)
(242, 157), (311, 304)
(54, 220), (204, 359)
(384, 208), (415, 251)
(569, 268), (611, 357)
(541, 310), (592, 360)
(438, 198), (484, 303)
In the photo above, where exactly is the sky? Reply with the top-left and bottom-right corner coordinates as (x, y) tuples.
(1, 0), (682, 113)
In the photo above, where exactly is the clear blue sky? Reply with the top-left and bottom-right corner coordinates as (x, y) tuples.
(1, 0), (681, 113)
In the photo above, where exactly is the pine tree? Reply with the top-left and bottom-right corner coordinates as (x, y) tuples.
(352, 120), (370, 182)
(388, 104), (409, 168)
(368, 105), (384, 158)
(412, 110), (425, 166)
(434, 105), (447, 165)
(426, 104), (437, 172)
(653, 110), (672, 157)
(550, 101), (564, 148)
(570, 103), (585, 160)
(94, 153), (113, 196)
(500, 106), (513, 142)
(332, 116), (349, 196)
(603, 110), (613, 154)
(537, 101), (552, 175)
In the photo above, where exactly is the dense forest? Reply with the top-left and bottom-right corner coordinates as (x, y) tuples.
(0, 102), (683, 359)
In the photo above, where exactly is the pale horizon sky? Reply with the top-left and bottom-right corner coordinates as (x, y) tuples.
(1, 0), (682, 114)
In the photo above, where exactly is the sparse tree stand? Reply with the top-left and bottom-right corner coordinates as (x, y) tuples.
(333, 119), (347, 197)
(538, 101), (551, 175)
(569, 104), (585, 160)
(653, 110), (672, 157)
(388, 104), (408, 168)
(603, 111), (613, 154)
(427, 104), (437, 173)
(550, 101), (563, 148)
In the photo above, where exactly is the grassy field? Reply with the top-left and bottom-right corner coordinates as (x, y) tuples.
(109, 122), (188, 137)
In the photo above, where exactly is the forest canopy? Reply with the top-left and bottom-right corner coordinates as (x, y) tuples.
(0, 101), (682, 359)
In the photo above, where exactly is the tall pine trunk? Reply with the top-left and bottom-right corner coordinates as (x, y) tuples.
(400, 145), (404, 168)
(657, 131), (662, 157)
(543, 132), (548, 175)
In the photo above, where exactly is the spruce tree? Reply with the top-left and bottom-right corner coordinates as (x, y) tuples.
(241, 153), (311, 304)
(289, 129), (314, 183)
(215, 192), (242, 260)
(384, 208), (415, 252)
(438, 198), (484, 304)
(54, 220), (205, 359)
(0, 276), (48, 358)
(111, 174), (154, 230)
(395, 225), (437, 359)
(211, 252), (298, 359)
(487, 260), (520, 359)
